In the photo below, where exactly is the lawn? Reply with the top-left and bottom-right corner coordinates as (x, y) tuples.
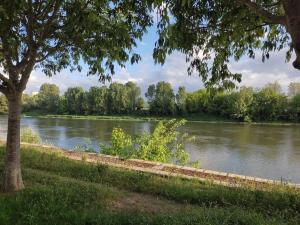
(0, 144), (299, 225)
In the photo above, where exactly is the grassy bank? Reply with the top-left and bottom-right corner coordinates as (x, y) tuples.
(0, 144), (299, 224)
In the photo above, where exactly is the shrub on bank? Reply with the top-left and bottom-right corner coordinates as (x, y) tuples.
(21, 128), (41, 144)
(101, 119), (197, 166)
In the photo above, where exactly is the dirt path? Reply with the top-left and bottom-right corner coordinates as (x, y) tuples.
(111, 192), (188, 214)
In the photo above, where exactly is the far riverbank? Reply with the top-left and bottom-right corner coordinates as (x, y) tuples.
(23, 113), (300, 126)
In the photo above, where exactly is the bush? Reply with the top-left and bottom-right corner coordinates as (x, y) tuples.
(21, 128), (41, 144)
(74, 138), (97, 153)
(101, 119), (197, 166)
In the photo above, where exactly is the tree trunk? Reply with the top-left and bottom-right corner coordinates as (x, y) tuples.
(283, 0), (300, 69)
(2, 92), (24, 192)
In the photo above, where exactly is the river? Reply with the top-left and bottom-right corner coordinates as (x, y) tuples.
(0, 115), (300, 183)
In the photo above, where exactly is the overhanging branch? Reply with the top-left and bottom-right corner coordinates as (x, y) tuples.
(0, 73), (10, 84)
(0, 72), (14, 90)
(237, 0), (286, 25)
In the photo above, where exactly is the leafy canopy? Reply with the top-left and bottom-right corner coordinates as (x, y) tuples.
(153, 0), (293, 89)
(0, 0), (152, 94)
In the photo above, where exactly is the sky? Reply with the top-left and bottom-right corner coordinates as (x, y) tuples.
(25, 25), (300, 96)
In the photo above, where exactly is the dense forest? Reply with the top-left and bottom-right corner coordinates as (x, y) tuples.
(1, 81), (300, 122)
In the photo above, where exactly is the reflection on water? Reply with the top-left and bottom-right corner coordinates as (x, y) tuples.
(0, 116), (300, 183)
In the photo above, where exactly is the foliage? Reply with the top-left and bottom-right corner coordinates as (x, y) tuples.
(0, 0), (153, 86)
(102, 128), (134, 158)
(107, 82), (129, 114)
(57, 96), (67, 115)
(250, 87), (287, 121)
(22, 94), (39, 113)
(176, 86), (187, 115)
(21, 81), (300, 122)
(37, 84), (60, 113)
(22, 81), (144, 116)
(288, 94), (300, 121)
(0, 0), (153, 191)
(212, 87), (254, 121)
(265, 81), (283, 95)
(64, 87), (85, 115)
(20, 128), (41, 144)
(186, 89), (211, 113)
(125, 81), (143, 113)
(0, 94), (7, 114)
(87, 86), (108, 115)
(152, 0), (300, 89)
(102, 119), (194, 165)
(145, 81), (176, 115)
(288, 83), (300, 97)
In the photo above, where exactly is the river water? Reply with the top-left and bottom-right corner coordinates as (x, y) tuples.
(1, 115), (300, 183)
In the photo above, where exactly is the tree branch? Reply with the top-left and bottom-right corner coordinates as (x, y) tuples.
(245, 22), (272, 32)
(1, 36), (16, 76)
(18, 58), (36, 91)
(0, 76), (10, 95)
(0, 71), (17, 92)
(40, 0), (63, 41)
(237, 0), (286, 25)
(0, 72), (11, 85)
(36, 41), (64, 62)
(0, 84), (8, 95)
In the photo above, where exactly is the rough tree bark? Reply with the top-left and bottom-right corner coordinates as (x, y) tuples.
(283, 0), (300, 69)
(3, 92), (24, 192)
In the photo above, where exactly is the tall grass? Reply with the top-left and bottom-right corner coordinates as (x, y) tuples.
(20, 127), (41, 144)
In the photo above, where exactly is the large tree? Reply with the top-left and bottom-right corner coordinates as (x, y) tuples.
(125, 81), (142, 112)
(37, 83), (60, 113)
(88, 86), (108, 115)
(0, 0), (152, 192)
(145, 81), (176, 115)
(64, 87), (85, 115)
(154, 0), (300, 88)
(107, 82), (128, 114)
(176, 86), (187, 115)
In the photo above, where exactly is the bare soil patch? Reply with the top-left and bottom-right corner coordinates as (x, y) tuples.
(111, 192), (187, 214)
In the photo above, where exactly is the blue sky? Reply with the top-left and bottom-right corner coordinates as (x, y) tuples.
(26, 25), (300, 96)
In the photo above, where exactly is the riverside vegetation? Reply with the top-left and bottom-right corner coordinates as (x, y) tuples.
(1, 116), (299, 224)
(1, 0), (300, 195)
(2, 81), (300, 122)
(61, 119), (199, 167)
(101, 119), (200, 167)
(0, 143), (299, 225)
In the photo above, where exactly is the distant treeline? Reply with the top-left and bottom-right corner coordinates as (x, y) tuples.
(1, 81), (300, 122)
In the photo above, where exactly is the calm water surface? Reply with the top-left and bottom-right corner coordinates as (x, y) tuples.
(1, 115), (300, 183)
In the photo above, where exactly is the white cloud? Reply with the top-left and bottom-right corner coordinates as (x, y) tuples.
(230, 51), (300, 92)
(25, 70), (100, 95)
(25, 49), (300, 96)
(113, 67), (143, 84)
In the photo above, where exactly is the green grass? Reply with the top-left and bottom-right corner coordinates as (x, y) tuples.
(23, 113), (300, 125)
(23, 113), (235, 123)
(0, 145), (300, 224)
